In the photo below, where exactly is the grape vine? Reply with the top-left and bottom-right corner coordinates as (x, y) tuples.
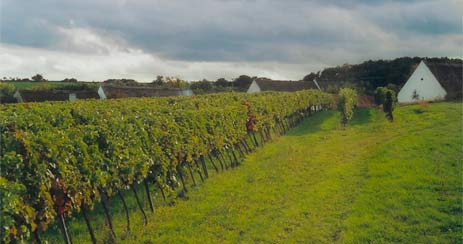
(337, 88), (358, 126)
(1, 90), (334, 243)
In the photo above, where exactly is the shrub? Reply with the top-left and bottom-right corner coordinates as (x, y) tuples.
(0, 83), (17, 103)
(375, 86), (397, 121)
(374, 87), (387, 106)
(191, 79), (213, 92)
(338, 88), (358, 126)
(31, 74), (46, 82)
(374, 87), (397, 106)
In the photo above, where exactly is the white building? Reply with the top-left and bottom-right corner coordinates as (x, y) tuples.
(398, 61), (462, 103)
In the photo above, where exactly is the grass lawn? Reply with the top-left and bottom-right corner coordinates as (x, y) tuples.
(4, 81), (75, 90)
(3, 81), (99, 90)
(43, 102), (462, 243)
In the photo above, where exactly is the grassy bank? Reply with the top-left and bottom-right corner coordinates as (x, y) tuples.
(4, 81), (77, 90)
(44, 102), (462, 243)
(3, 81), (100, 90)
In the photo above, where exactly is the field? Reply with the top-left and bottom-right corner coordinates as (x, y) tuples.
(41, 102), (462, 243)
(3, 81), (100, 90)
(3, 81), (78, 90)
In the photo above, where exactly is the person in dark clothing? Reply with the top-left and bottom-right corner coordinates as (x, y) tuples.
(383, 91), (394, 122)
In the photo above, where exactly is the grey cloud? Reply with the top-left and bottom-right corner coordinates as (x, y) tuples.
(0, 0), (461, 80)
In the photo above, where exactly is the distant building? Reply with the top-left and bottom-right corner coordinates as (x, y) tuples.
(14, 89), (99, 103)
(13, 86), (193, 103)
(247, 78), (320, 93)
(398, 61), (462, 103)
(97, 86), (194, 99)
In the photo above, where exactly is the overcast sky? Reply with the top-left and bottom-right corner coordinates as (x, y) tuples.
(0, 0), (461, 81)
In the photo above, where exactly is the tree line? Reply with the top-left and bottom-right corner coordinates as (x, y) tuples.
(303, 57), (462, 94)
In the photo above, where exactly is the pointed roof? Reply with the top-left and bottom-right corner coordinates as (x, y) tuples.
(253, 78), (318, 92)
(424, 61), (462, 100)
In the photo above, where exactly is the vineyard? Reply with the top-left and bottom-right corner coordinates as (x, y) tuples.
(0, 90), (335, 243)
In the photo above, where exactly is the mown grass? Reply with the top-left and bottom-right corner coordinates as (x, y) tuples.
(4, 81), (79, 90)
(43, 102), (462, 243)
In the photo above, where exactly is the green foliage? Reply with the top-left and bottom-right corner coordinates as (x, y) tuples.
(338, 88), (358, 126)
(104, 78), (138, 86)
(374, 86), (397, 121)
(374, 87), (387, 105)
(33, 82), (97, 91)
(0, 82), (17, 103)
(303, 72), (319, 82)
(191, 79), (236, 94)
(190, 79), (213, 92)
(1, 77), (31, 82)
(164, 77), (189, 89)
(151, 75), (165, 86)
(386, 83), (399, 93)
(303, 57), (462, 94)
(31, 84), (54, 90)
(326, 85), (339, 94)
(233, 75), (253, 91)
(43, 103), (461, 243)
(0, 90), (334, 242)
(215, 78), (231, 87)
(1, 81), (80, 90)
(0, 177), (35, 243)
(150, 76), (189, 89)
(31, 74), (46, 82)
(374, 86), (397, 106)
(61, 78), (78, 83)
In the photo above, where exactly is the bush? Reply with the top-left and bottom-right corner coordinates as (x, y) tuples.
(375, 86), (397, 121)
(31, 74), (46, 82)
(375, 87), (397, 106)
(62, 78), (78, 83)
(338, 88), (358, 126)
(233, 75), (253, 91)
(190, 80), (212, 91)
(215, 78), (230, 87)
(0, 83), (17, 103)
(374, 87), (387, 106)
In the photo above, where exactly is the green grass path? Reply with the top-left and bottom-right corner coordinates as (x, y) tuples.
(46, 103), (463, 243)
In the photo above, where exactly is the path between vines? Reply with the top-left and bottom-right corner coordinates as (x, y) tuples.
(49, 103), (462, 243)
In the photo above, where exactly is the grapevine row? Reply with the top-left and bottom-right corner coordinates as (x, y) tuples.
(338, 88), (359, 126)
(0, 90), (334, 243)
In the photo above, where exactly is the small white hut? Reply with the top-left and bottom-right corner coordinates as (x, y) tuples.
(397, 61), (462, 103)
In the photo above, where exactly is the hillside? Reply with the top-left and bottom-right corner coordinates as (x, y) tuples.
(43, 102), (462, 243)
(303, 57), (463, 94)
